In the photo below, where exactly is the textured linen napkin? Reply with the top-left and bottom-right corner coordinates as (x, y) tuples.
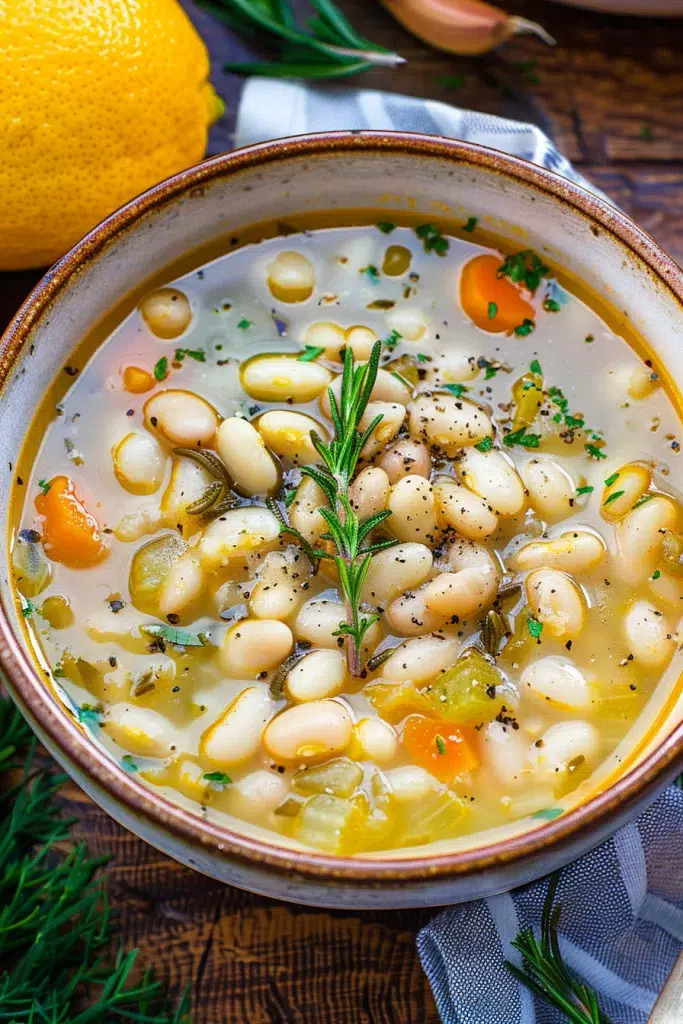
(235, 78), (682, 1023)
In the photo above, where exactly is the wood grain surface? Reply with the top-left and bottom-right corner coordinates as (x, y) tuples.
(1, 2), (682, 1020)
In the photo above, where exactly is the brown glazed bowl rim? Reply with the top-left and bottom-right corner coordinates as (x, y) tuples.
(3, 131), (683, 884)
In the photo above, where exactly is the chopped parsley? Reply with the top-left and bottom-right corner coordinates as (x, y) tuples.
(121, 754), (138, 773)
(585, 443), (607, 460)
(527, 615), (544, 640)
(514, 318), (535, 337)
(416, 353), (430, 363)
(298, 346), (325, 362)
(463, 216), (477, 233)
(77, 704), (101, 726)
(174, 347), (205, 363)
(475, 436), (493, 453)
(204, 771), (232, 786)
(478, 358), (498, 380)
(488, 301), (498, 320)
(415, 223), (449, 257)
(153, 357), (168, 381)
(383, 329), (401, 349)
(585, 334), (594, 343)
(652, 569), (662, 580)
(362, 265), (380, 284)
(376, 222), (396, 234)
(603, 490), (625, 506)
(504, 427), (540, 450)
(529, 359), (543, 375)
(604, 472), (620, 487)
(576, 485), (594, 495)
(442, 383), (469, 398)
(435, 735), (447, 755)
(497, 250), (549, 294)
(237, 317), (253, 330)
(38, 479), (51, 495)
(543, 298), (561, 313)
(21, 599), (35, 619)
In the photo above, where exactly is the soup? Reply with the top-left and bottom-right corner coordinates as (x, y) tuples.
(11, 219), (683, 855)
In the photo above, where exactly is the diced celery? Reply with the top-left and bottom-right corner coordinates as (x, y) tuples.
(293, 758), (364, 799)
(274, 794), (307, 818)
(427, 650), (513, 726)
(384, 354), (420, 386)
(129, 534), (187, 614)
(364, 680), (431, 724)
(396, 788), (466, 847)
(295, 794), (368, 854)
(512, 371), (543, 430)
(12, 535), (51, 598)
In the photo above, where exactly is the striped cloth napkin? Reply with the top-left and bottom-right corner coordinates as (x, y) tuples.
(235, 78), (683, 1023)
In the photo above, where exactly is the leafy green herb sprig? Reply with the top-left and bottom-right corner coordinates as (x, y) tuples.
(199, 0), (403, 79)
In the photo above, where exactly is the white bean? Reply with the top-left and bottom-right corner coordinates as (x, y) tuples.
(384, 765), (439, 801)
(433, 479), (498, 540)
(344, 325), (379, 360)
(256, 409), (327, 466)
(160, 455), (213, 537)
(510, 531), (605, 575)
(304, 321), (346, 359)
(221, 619), (293, 678)
(359, 401), (406, 458)
(528, 721), (600, 777)
(408, 393), (492, 453)
(614, 495), (679, 581)
(286, 649), (346, 702)
(215, 417), (280, 496)
(105, 703), (177, 758)
(423, 566), (498, 619)
(448, 537), (499, 574)
(614, 363), (659, 400)
(144, 390), (218, 448)
(248, 549), (310, 621)
(523, 458), (576, 523)
(267, 251), (315, 303)
(289, 476), (327, 545)
(521, 657), (593, 711)
(112, 433), (167, 495)
(199, 506), (281, 572)
(241, 355), (332, 403)
(158, 551), (205, 618)
(387, 475), (439, 545)
(295, 598), (347, 649)
(378, 438), (432, 484)
(229, 770), (289, 820)
(385, 587), (447, 636)
(361, 542), (433, 606)
(600, 462), (652, 522)
(649, 570), (683, 608)
(380, 635), (460, 682)
(263, 699), (353, 763)
(386, 306), (429, 342)
(139, 288), (192, 339)
(479, 720), (527, 789)
(349, 466), (390, 520)
(114, 506), (163, 542)
(456, 447), (526, 516)
(201, 687), (274, 766)
(353, 718), (398, 764)
(622, 600), (676, 669)
(430, 350), (479, 384)
(525, 568), (585, 639)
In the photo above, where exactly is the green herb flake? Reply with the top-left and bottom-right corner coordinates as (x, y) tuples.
(443, 383), (469, 398)
(576, 485), (594, 495)
(376, 222), (396, 234)
(53, 668), (65, 678)
(38, 479), (51, 495)
(140, 623), (207, 647)
(527, 615), (544, 640)
(504, 427), (541, 450)
(383, 329), (401, 349)
(652, 569), (662, 580)
(633, 494), (653, 509)
(585, 334), (594, 343)
(531, 807), (563, 821)
(514, 318), (535, 337)
(529, 359), (543, 375)
(585, 443), (607, 460)
(284, 487), (298, 508)
(174, 347), (205, 363)
(21, 599), (35, 619)
(416, 353), (430, 363)
(435, 735), (447, 755)
(362, 265), (380, 284)
(237, 317), (253, 330)
(298, 345), (325, 362)
(463, 216), (477, 233)
(487, 301), (498, 320)
(77, 704), (100, 726)
(564, 414), (585, 430)
(203, 771), (232, 786)
(153, 357), (168, 382)
(497, 250), (549, 294)
(121, 754), (138, 773)
(475, 436), (493, 453)
(604, 490), (625, 506)
(543, 298), (561, 313)
(415, 223), (449, 257)
(604, 472), (620, 487)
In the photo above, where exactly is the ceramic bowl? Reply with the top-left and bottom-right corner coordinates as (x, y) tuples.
(1, 132), (682, 909)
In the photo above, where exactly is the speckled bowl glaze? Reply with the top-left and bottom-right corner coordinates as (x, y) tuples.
(2, 132), (683, 909)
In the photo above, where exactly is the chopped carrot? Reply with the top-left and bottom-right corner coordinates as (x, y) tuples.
(459, 253), (535, 334)
(35, 476), (108, 568)
(122, 365), (155, 394)
(402, 715), (478, 781)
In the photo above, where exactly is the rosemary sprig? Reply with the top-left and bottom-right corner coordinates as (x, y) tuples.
(505, 874), (613, 1024)
(301, 340), (397, 675)
(198, 0), (404, 79)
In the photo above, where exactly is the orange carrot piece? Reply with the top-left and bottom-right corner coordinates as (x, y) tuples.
(122, 365), (155, 394)
(459, 253), (535, 333)
(402, 715), (478, 781)
(35, 476), (108, 568)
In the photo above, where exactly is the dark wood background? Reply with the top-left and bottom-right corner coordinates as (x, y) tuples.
(2, 2), (682, 1020)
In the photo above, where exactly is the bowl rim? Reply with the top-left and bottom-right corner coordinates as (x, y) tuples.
(3, 129), (683, 883)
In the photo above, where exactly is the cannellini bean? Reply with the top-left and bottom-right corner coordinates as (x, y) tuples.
(381, 635), (460, 682)
(263, 699), (353, 763)
(289, 476), (327, 545)
(295, 598), (347, 649)
(614, 495), (679, 581)
(384, 765), (439, 801)
(158, 551), (204, 618)
(378, 438), (431, 484)
(267, 251), (315, 303)
(160, 455), (213, 537)
(521, 657), (593, 711)
(112, 433), (167, 495)
(241, 355), (331, 403)
(614, 364), (659, 400)
(448, 537), (499, 574)
(649, 570), (683, 608)
(198, 506), (280, 572)
(600, 462), (652, 522)
(139, 288), (192, 339)
(479, 721), (527, 789)
(523, 458), (576, 523)
(249, 549), (310, 620)
(344, 325), (379, 360)
(215, 418), (280, 496)
(221, 619), (293, 678)
(229, 770), (289, 820)
(622, 600), (676, 669)
(528, 721), (600, 777)
(321, 368), (411, 418)
(144, 390), (218, 448)
(114, 506), (163, 542)
(361, 542), (433, 605)
(349, 466), (390, 520)
(353, 718), (398, 764)
(177, 758), (209, 801)
(456, 447), (526, 516)
(408, 394), (492, 454)
(385, 587), (447, 636)
(286, 649), (346, 701)
(106, 703), (177, 758)
(304, 321), (345, 359)
(387, 475), (439, 545)
(433, 479), (498, 540)
(256, 410), (327, 466)
(359, 401), (405, 457)
(201, 687), (273, 766)
(431, 350), (479, 384)
(423, 565), (498, 619)
(386, 306), (429, 342)
(510, 531), (605, 575)
(525, 568), (585, 638)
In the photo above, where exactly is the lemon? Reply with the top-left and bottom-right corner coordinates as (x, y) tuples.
(0, 0), (223, 270)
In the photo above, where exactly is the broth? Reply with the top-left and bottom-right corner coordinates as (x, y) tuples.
(11, 219), (683, 854)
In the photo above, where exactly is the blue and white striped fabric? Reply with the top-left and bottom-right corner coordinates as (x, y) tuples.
(234, 79), (681, 1022)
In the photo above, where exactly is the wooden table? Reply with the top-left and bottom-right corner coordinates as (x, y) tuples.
(2, 2), (682, 1020)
